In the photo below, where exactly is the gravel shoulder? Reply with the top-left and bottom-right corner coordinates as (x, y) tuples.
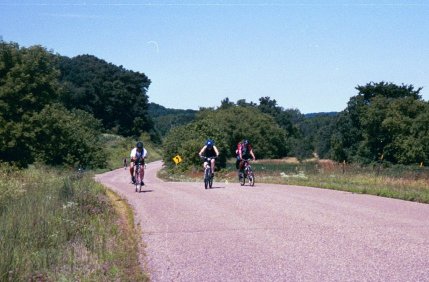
(96, 161), (429, 281)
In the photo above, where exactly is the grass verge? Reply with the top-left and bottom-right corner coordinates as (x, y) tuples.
(0, 164), (148, 281)
(160, 159), (429, 204)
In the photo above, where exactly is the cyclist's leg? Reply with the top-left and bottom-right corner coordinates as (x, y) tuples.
(236, 159), (242, 179)
(240, 160), (246, 173)
(130, 162), (135, 183)
(140, 162), (145, 185)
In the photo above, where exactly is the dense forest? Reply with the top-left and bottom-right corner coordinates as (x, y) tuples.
(1, 41), (428, 170)
(0, 42), (155, 167)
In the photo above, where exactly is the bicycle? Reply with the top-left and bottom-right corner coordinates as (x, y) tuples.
(134, 159), (145, 192)
(239, 159), (255, 186)
(201, 156), (216, 189)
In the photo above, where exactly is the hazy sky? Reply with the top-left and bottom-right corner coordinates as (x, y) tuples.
(1, 0), (428, 113)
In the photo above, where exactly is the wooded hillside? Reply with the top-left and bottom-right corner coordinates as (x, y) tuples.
(1, 40), (428, 169)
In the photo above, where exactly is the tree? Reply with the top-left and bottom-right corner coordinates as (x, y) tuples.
(258, 96), (281, 117)
(331, 81), (427, 164)
(0, 42), (107, 168)
(294, 113), (337, 160)
(219, 97), (235, 109)
(30, 104), (105, 168)
(0, 42), (60, 166)
(163, 106), (288, 170)
(58, 55), (154, 137)
(381, 98), (429, 164)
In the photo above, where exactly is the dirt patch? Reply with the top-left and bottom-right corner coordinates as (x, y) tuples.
(317, 159), (337, 169)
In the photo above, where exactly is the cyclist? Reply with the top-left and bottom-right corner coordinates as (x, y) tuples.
(236, 139), (256, 180)
(198, 139), (219, 177)
(130, 141), (148, 184)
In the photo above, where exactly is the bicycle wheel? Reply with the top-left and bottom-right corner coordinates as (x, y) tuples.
(135, 165), (141, 192)
(135, 175), (139, 192)
(204, 168), (210, 189)
(248, 172), (255, 186)
(239, 172), (245, 186)
(209, 174), (213, 188)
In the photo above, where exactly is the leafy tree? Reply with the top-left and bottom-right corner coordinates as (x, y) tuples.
(332, 81), (427, 165)
(381, 98), (429, 164)
(355, 81), (421, 102)
(58, 55), (154, 137)
(258, 96), (281, 116)
(0, 42), (60, 166)
(292, 113), (337, 160)
(163, 106), (288, 170)
(163, 118), (229, 170)
(236, 99), (256, 108)
(0, 42), (107, 168)
(219, 97), (235, 109)
(30, 104), (105, 168)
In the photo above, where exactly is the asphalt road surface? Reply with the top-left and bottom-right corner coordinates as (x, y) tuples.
(95, 161), (429, 281)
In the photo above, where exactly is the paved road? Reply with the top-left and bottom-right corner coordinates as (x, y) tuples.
(96, 161), (429, 281)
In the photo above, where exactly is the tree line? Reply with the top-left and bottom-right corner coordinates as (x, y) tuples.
(2, 40), (428, 170)
(0, 41), (155, 168)
(162, 83), (429, 170)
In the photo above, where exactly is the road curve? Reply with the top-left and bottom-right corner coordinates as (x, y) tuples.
(95, 161), (429, 281)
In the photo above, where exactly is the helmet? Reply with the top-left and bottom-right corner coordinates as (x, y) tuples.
(243, 139), (249, 145)
(206, 139), (214, 148)
(136, 141), (144, 149)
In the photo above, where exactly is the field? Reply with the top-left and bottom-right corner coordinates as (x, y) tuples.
(161, 158), (429, 204)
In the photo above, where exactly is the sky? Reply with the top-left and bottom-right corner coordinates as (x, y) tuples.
(1, 0), (428, 113)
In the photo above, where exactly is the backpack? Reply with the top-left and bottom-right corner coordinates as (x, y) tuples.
(236, 142), (248, 157)
(241, 143), (248, 156)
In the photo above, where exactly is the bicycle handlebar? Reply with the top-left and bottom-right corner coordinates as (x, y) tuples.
(134, 157), (145, 165)
(199, 155), (217, 161)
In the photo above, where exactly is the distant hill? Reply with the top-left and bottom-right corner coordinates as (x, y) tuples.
(148, 103), (197, 118)
(149, 103), (339, 136)
(304, 112), (338, 118)
(148, 103), (197, 136)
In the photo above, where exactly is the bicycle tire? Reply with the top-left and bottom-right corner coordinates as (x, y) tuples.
(209, 175), (213, 188)
(204, 167), (210, 189)
(135, 163), (142, 192)
(249, 173), (255, 186)
(239, 173), (245, 186)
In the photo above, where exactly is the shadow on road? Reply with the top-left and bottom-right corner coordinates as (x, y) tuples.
(137, 189), (154, 193)
(206, 186), (225, 189)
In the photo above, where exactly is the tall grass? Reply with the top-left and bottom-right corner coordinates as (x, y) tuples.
(246, 160), (429, 203)
(164, 159), (429, 204)
(0, 164), (147, 281)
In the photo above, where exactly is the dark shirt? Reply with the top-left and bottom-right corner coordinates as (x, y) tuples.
(203, 146), (217, 158)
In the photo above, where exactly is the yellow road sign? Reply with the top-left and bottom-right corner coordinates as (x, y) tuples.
(172, 155), (182, 164)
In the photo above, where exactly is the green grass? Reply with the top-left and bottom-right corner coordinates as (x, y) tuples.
(249, 161), (429, 203)
(0, 164), (148, 281)
(0, 133), (164, 281)
(162, 159), (429, 204)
